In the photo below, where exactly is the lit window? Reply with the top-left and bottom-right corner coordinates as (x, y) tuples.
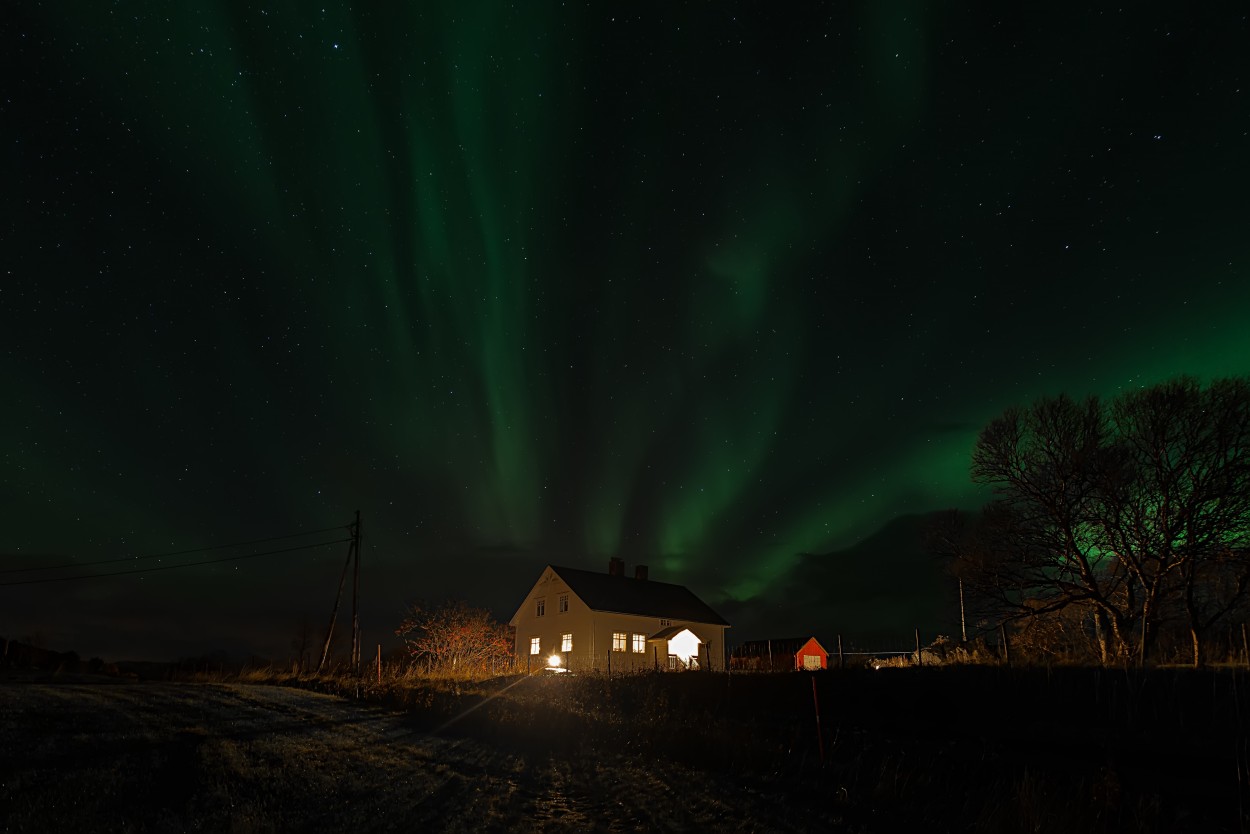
(558, 594), (569, 613)
(530, 637), (540, 655)
(632, 633), (646, 653)
(536, 598), (545, 617)
(612, 632), (626, 652)
(561, 633), (573, 652)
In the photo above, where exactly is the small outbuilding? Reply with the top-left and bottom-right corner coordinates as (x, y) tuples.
(793, 636), (829, 670)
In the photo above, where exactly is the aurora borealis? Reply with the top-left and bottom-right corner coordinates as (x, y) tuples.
(4, 3), (1249, 660)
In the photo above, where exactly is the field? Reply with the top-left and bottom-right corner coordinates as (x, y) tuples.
(1, 667), (1246, 832)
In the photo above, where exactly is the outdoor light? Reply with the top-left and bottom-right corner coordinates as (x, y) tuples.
(548, 654), (563, 668)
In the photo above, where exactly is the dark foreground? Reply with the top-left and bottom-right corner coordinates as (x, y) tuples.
(1, 667), (1246, 832)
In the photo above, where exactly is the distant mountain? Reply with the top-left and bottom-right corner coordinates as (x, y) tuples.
(718, 513), (958, 650)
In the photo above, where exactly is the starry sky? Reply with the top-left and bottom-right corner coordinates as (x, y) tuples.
(4, 3), (1248, 662)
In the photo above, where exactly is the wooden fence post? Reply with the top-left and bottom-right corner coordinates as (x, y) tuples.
(811, 676), (825, 765)
(837, 634), (844, 670)
(999, 624), (1012, 667)
(915, 628), (922, 666)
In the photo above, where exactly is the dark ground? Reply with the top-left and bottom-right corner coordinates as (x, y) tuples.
(1, 667), (1246, 832)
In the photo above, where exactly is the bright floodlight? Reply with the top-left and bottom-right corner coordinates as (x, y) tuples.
(548, 654), (563, 668)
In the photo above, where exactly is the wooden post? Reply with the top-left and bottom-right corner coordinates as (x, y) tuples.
(837, 634), (844, 669)
(376, 643), (381, 684)
(1242, 624), (1248, 668)
(607, 647), (612, 676)
(351, 510), (361, 673)
(317, 530), (356, 674)
(999, 623), (1012, 667)
(959, 578), (968, 643)
(915, 628), (922, 666)
(811, 676), (825, 765)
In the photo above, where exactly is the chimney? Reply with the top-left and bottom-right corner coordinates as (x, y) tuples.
(608, 557), (625, 577)
(634, 564), (648, 581)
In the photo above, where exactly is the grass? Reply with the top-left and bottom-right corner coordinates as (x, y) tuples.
(165, 661), (1250, 832)
(5, 657), (1246, 832)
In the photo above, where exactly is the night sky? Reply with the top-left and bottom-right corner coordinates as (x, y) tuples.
(4, 3), (1248, 662)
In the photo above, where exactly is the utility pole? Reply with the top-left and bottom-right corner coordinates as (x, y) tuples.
(959, 578), (968, 643)
(351, 510), (361, 673)
(316, 513), (359, 674)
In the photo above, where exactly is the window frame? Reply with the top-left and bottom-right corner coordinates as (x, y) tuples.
(530, 637), (540, 655)
(612, 632), (627, 652)
(561, 633), (573, 652)
(632, 633), (646, 653)
(536, 598), (545, 617)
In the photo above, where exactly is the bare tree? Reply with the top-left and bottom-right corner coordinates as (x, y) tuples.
(968, 394), (1140, 662)
(946, 377), (1250, 666)
(395, 600), (513, 677)
(1107, 377), (1250, 665)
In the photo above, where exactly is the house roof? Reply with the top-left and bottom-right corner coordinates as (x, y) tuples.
(550, 565), (729, 626)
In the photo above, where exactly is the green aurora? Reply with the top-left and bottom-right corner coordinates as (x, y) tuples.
(4, 2), (1249, 656)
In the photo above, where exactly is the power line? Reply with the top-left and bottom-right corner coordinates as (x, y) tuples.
(0, 538), (351, 587)
(0, 524), (350, 575)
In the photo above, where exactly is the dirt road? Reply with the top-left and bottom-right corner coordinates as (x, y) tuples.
(0, 683), (841, 833)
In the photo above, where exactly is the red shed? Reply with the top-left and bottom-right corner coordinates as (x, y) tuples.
(794, 637), (828, 670)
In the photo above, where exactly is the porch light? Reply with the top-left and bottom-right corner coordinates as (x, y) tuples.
(548, 654), (563, 668)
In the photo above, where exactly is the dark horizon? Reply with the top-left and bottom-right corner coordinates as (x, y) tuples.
(2, 510), (952, 665)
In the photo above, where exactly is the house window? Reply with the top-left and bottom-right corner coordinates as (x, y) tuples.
(530, 637), (540, 655)
(561, 633), (573, 652)
(803, 654), (823, 670)
(612, 632), (627, 652)
(659, 618), (672, 627)
(632, 633), (646, 653)
(558, 594), (569, 613)
(536, 598), (545, 617)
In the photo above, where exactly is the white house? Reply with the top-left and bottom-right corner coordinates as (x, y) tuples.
(509, 558), (730, 673)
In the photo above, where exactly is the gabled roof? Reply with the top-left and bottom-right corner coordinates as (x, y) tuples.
(648, 625), (702, 642)
(550, 565), (729, 626)
(797, 636), (828, 655)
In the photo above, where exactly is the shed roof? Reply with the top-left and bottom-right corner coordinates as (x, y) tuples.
(550, 565), (729, 626)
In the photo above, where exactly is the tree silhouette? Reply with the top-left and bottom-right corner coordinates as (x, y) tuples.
(943, 376), (1250, 665)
